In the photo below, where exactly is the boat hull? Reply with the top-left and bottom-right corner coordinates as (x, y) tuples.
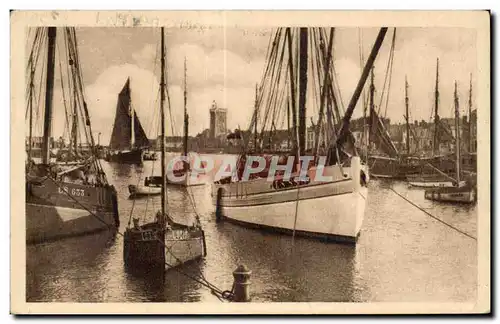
(213, 158), (367, 243)
(26, 178), (119, 244)
(408, 180), (457, 188)
(368, 155), (420, 180)
(406, 173), (465, 188)
(107, 149), (144, 164)
(128, 184), (162, 198)
(123, 224), (205, 271)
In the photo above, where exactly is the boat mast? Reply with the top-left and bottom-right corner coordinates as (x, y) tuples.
(298, 28), (308, 155)
(41, 27), (57, 165)
(71, 72), (79, 157)
(183, 57), (188, 158)
(333, 27), (388, 148)
(254, 83), (258, 152)
(28, 59), (35, 162)
(286, 97), (290, 150)
(368, 67), (375, 143)
(160, 27), (166, 227)
(130, 97), (135, 150)
(468, 73), (473, 153)
(454, 81), (461, 184)
(433, 58), (440, 156)
(313, 28), (334, 158)
(405, 75), (410, 155)
(285, 28), (298, 160)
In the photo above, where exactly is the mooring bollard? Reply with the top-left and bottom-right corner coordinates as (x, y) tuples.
(232, 264), (251, 302)
(215, 187), (224, 223)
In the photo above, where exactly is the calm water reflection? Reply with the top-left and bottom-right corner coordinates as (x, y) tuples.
(26, 154), (477, 302)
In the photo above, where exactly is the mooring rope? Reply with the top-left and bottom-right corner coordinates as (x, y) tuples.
(388, 187), (476, 241)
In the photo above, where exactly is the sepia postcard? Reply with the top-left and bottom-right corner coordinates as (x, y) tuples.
(11, 10), (490, 314)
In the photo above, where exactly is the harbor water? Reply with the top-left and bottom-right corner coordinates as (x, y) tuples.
(26, 154), (477, 302)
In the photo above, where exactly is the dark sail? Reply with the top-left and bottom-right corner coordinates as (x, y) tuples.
(109, 78), (150, 150)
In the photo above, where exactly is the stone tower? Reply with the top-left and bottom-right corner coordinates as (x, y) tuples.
(209, 100), (227, 139)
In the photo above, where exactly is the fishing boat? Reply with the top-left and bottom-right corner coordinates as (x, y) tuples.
(106, 78), (150, 164)
(406, 58), (459, 186)
(124, 27), (206, 271)
(425, 82), (476, 204)
(213, 28), (389, 243)
(25, 27), (119, 244)
(367, 68), (420, 179)
(407, 172), (465, 188)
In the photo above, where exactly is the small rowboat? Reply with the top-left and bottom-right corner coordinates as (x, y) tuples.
(407, 173), (466, 188)
(424, 184), (476, 204)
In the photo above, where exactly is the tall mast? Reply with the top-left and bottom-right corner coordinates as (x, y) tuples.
(285, 28), (298, 158)
(286, 97), (290, 150)
(468, 73), (473, 153)
(71, 72), (79, 157)
(405, 75), (410, 155)
(254, 83), (258, 152)
(298, 28), (308, 155)
(183, 57), (188, 158)
(160, 27), (166, 226)
(313, 28), (334, 158)
(368, 67), (375, 142)
(333, 27), (388, 148)
(42, 27), (57, 165)
(28, 63), (34, 161)
(454, 81), (461, 184)
(433, 58), (440, 156)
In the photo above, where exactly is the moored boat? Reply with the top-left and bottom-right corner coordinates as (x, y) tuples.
(406, 173), (465, 188)
(213, 27), (389, 243)
(123, 27), (206, 272)
(164, 59), (209, 187)
(107, 78), (150, 165)
(214, 157), (368, 242)
(25, 27), (119, 244)
(424, 185), (476, 204)
(424, 81), (477, 204)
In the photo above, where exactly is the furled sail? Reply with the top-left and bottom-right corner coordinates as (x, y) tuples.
(369, 106), (399, 158)
(109, 78), (150, 150)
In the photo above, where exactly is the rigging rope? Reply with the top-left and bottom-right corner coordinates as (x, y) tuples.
(382, 29), (397, 118)
(375, 28), (396, 118)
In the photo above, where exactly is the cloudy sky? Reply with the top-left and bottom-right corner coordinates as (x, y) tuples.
(28, 26), (477, 144)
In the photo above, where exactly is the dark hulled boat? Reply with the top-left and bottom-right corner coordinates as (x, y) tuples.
(367, 70), (421, 179)
(107, 78), (150, 164)
(25, 27), (119, 244)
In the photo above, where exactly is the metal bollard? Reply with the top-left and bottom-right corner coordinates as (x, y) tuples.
(215, 187), (224, 223)
(232, 264), (251, 302)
